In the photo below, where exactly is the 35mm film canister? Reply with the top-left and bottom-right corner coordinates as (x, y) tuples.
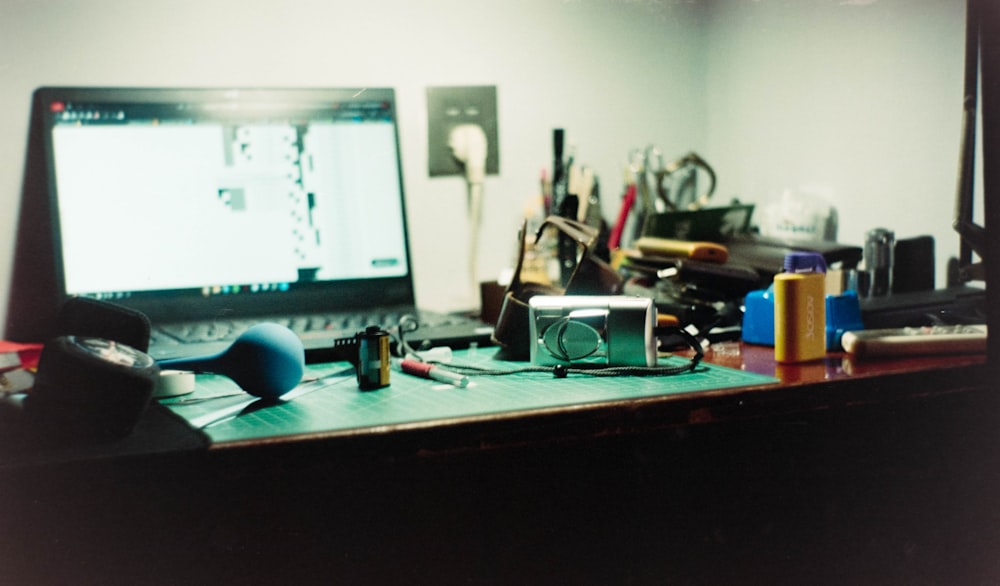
(356, 326), (391, 391)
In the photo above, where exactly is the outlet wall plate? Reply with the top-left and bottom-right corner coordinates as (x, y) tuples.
(427, 86), (499, 177)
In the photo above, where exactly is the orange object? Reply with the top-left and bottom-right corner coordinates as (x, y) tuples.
(656, 313), (680, 328)
(634, 236), (729, 263)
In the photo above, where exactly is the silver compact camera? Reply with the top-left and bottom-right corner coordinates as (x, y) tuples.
(528, 296), (657, 367)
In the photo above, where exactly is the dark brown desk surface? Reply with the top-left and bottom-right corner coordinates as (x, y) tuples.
(2, 344), (995, 585)
(656, 342), (989, 425)
(704, 341), (987, 384)
(0, 343), (989, 471)
(147, 342), (988, 472)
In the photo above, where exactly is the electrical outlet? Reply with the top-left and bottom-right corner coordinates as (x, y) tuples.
(427, 86), (499, 177)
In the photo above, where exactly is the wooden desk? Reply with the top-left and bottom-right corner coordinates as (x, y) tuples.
(1, 343), (986, 469)
(706, 341), (987, 383)
(666, 342), (989, 424)
(168, 342), (987, 454)
(1, 346), (995, 584)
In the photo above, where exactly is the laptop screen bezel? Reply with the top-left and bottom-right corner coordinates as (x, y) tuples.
(34, 86), (418, 324)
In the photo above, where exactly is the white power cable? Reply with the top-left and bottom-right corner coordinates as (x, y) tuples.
(448, 123), (488, 306)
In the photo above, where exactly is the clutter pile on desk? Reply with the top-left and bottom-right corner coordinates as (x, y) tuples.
(0, 129), (987, 449)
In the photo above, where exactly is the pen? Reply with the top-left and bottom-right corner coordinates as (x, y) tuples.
(551, 128), (566, 213)
(608, 182), (636, 249)
(398, 359), (469, 388)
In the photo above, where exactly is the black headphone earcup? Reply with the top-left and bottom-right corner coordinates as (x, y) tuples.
(55, 296), (151, 352)
(25, 336), (159, 440)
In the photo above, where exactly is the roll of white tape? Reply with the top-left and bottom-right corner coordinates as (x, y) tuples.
(153, 370), (196, 398)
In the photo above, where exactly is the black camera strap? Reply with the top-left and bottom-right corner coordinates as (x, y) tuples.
(422, 327), (705, 380)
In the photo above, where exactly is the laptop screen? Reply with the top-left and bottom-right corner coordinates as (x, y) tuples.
(35, 87), (417, 323)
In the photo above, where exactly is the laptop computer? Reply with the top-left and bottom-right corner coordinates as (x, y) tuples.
(13, 87), (493, 362)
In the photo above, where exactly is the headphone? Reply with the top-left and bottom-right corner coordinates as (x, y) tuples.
(8, 297), (160, 440)
(5, 298), (306, 441)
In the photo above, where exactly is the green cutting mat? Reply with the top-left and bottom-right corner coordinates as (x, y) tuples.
(163, 349), (778, 445)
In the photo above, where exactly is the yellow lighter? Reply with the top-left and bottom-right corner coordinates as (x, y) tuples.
(774, 252), (827, 363)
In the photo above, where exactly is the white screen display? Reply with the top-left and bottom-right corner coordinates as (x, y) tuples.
(51, 111), (408, 296)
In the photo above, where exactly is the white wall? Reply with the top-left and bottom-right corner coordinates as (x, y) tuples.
(704, 0), (970, 284)
(0, 0), (970, 337)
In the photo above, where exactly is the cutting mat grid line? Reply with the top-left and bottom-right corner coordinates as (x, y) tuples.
(165, 351), (778, 444)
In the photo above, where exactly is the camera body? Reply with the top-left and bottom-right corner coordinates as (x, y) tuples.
(528, 296), (657, 367)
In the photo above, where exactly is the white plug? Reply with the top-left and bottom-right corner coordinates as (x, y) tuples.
(448, 123), (488, 184)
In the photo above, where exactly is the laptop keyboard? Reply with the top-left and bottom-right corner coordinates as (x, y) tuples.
(151, 310), (473, 346)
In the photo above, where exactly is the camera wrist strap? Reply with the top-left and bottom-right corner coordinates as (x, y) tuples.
(428, 327), (704, 379)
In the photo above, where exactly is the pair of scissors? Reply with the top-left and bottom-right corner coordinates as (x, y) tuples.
(655, 152), (717, 211)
